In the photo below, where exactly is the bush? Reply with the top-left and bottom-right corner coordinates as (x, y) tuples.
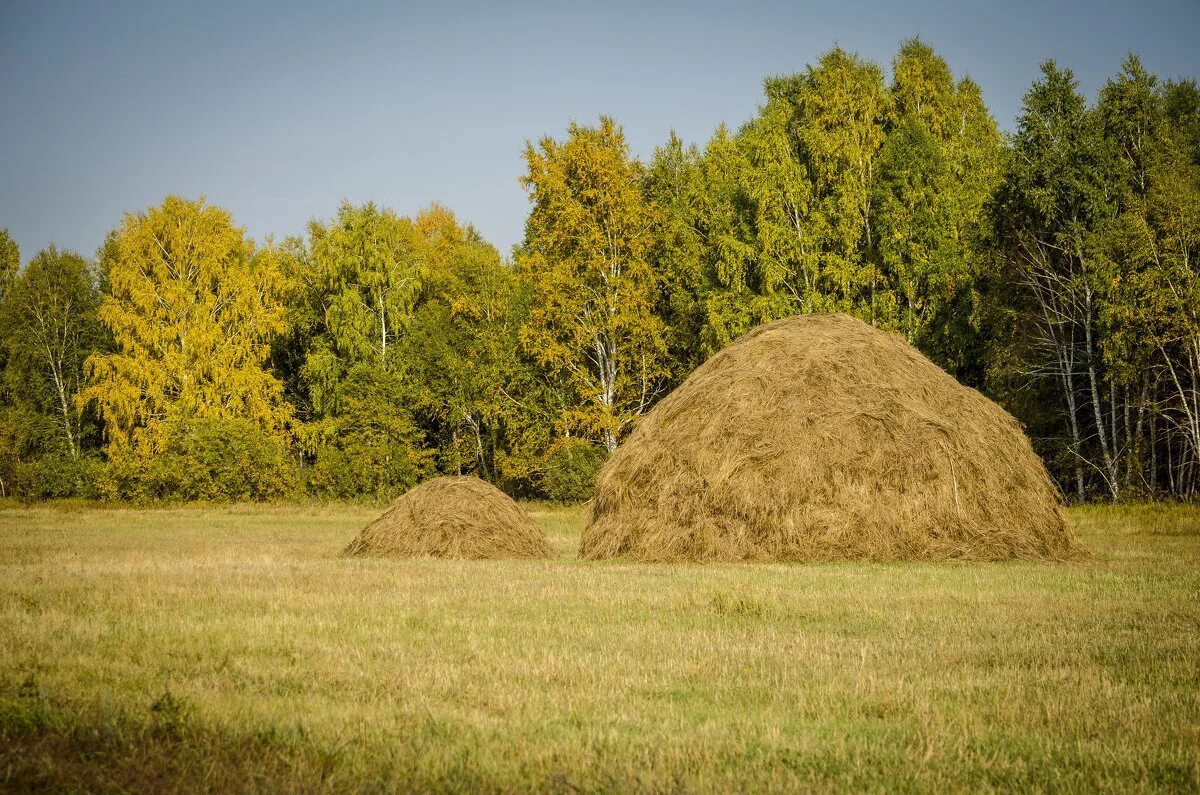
(541, 439), (606, 502)
(306, 440), (431, 502)
(302, 365), (435, 501)
(12, 453), (105, 500)
(102, 419), (300, 502)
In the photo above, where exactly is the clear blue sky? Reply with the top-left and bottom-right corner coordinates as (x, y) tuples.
(2, 0), (1197, 263)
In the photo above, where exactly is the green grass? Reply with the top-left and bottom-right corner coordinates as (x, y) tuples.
(1, 502), (1198, 792)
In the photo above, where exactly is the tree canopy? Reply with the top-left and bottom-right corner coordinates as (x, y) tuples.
(79, 196), (292, 457)
(2, 42), (1198, 502)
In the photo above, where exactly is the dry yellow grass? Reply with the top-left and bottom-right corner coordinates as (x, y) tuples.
(0, 501), (1197, 792)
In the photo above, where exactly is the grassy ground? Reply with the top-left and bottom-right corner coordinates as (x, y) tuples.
(0, 503), (1198, 793)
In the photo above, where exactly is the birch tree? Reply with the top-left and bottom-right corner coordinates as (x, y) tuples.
(299, 201), (424, 413)
(877, 39), (1002, 371)
(80, 196), (292, 457)
(789, 47), (888, 317)
(991, 63), (1124, 498)
(1095, 58), (1200, 495)
(1, 247), (103, 458)
(281, 201), (430, 498)
(519, 117), (669, 453)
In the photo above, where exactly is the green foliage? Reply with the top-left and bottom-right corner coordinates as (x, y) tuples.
(637, 42), (1001, 383)
(689, 125), (766, 354)
(1165, 78), (1200, 164)
(541, 439), (606, 502)
(102, 418), (299, 502)
(12, 453), (105, 500)
(873, 116), (952, 340)
(881, 41), (1002, 375)
(280, 202), (456, 498)
(986, 55), (1200, 499)
(303, 365), (433, 501)
(0, 229), (18, 303)
(888, 38), (955, 132)
(1, 247), (105, 458)
(520, 117), (670, 453)
(644, 132), (709, 379)
(0, 245), (106, 498)
(399, 206), (527, 482)
(292, 201), (424, 412)
(483, 274), (572, 494)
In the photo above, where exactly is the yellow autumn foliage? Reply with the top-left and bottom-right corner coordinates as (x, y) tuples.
(80, 196), (292, 458)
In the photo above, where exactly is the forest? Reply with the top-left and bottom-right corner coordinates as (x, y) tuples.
(1, 40), (1198, 504)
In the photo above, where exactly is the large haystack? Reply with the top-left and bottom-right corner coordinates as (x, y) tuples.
(582, 314), (1076, 562)
(345, 476), (551, 559)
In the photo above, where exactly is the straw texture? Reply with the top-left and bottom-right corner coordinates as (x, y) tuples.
(345, 476), (551, 559)
(582, 314), (1077, 562)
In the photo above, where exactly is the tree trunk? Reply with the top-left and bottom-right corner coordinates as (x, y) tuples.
(1150, 404), (1158, 494)
(1083, 288), (1118, 499)
(1130, 378), (1146, 492)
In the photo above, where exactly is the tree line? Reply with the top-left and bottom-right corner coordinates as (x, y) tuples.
(1, 40), (1198, 503)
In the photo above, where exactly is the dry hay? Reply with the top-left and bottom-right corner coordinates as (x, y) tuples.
(582, 314), (1078, 562)
(344, 476), (551, 559)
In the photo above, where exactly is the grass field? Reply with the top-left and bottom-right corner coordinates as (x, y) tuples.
(1, 503), (1198, 792)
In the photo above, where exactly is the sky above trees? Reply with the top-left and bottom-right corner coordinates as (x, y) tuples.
(1, 0), (1197, 262)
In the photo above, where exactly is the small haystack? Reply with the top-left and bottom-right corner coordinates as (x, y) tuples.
(345, 476), (551, 559)
(582, 314), (1077, 562)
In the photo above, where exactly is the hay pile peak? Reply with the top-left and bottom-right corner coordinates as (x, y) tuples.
(582, 313), (1077, 562)
(345, 476), (551, 559)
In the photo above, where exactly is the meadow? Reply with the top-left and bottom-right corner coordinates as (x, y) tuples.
(1, 503), (1198, 793)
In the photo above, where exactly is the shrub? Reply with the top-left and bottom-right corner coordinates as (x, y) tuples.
(12, 453), (104, 500)
(306, 440), (431, 502)
(541, 439), (606, 502)
(102, 419), (300, 502)
(302, 366), (435, 501)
